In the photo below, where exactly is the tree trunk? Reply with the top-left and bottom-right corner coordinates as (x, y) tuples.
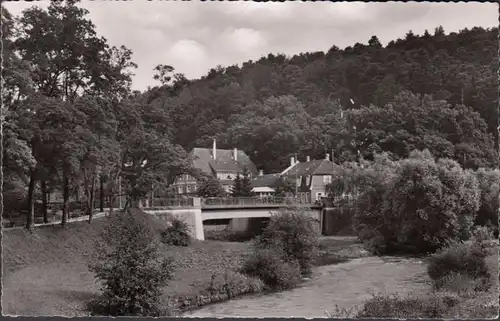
(130, 195), (140, 209)
(109, 195), (114, 215)
(99, 175), (104, 212)
(41, 180), (49, 223)
(62, 174), (70, 227)
(26, 169), (37, 231)
(88, 174), (96, 223)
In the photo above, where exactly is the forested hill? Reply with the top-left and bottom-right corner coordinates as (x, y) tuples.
(145, 26), (498, 173)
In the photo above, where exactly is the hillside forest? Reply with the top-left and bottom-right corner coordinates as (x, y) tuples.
(2, 1), (498, 229)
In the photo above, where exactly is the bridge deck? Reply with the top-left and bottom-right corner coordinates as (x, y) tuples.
(150, 197), (323, 210)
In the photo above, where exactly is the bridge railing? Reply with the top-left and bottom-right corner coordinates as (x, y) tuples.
(151, 198), (195, 208)
(201, 196), (300, 208)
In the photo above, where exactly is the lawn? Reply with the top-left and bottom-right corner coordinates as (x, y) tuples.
(2, 213), (363, 316)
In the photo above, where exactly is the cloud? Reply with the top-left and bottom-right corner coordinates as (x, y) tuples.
(4, 1), (498, 91)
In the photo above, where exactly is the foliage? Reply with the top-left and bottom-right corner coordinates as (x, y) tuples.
(354, 150), (480, 254)
(196, 173), (226, 197)
(207, 271), (265, 301)
(273, 177), (296, 197)
(432, 272), (492, 296)
(88, 209), (174, 316)
(473, 168), (500, 228)
(231, 167), (253, 197)
(427, 241), (490, 285)
(241, 248), (301, 291)
(471, 226), (494, 243)
(356, 293), (459, 318)
(149, 27), (497, 173)
(3, 1), (497, 234)
(161, 218), (191, 247)
(256, 208), (320, 275)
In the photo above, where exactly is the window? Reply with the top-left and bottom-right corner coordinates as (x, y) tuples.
(306, 175), (311, 186)
(187, 185), (192, 193)
(177, 186), (183, 194)
(323, 175), (332, 184)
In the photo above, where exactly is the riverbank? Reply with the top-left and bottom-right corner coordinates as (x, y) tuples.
(184, 256), (430, 317)
(2, 214), (365, 316)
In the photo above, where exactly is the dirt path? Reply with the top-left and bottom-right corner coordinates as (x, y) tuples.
(185, 256), (430, 318)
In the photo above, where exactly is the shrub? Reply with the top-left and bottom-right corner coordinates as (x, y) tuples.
(88, 209), (174, 316)
(161, 218), (191, 246)
(208, 271), (264, 299)
(472, 225), (494, 243)
(474, 168), (500, 228)
(256, 208), (319, 275)
(241, 247), (301, 291)
(357, 293), (459, 318)
(427, 241), (490, 284)
(354, 150), (481, 255)
(433, 272), (492, 296)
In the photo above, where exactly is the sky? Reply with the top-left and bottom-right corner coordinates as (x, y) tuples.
(5, 1), (498, 91)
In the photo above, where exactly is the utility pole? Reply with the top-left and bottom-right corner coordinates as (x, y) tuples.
(295, 153), (298, 201)
(118, 176), (122, 209)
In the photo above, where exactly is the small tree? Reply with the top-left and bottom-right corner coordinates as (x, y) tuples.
(197, 174), (226, 197)
(240, 167), (254, 197)
(88, 209), (173, 316)
(256, 208), (320, 275)
(231, 173), (243, 197)
(274, 177), (295, 197)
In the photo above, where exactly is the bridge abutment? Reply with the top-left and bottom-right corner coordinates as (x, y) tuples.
(144, 198), (205, 241)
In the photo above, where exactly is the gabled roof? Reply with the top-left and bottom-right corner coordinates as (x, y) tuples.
(192, 147), (258, 177)
(282, 159), (338, 178)
(251, 173), (281, 188)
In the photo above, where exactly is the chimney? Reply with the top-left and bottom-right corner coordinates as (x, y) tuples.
(306, 156), (311, 162)
(259, 169), (264, 176)
(325, 153), (330, 161)
(233, 148), (238, 161)
(290, 157), (295, 166)
(213, 139), (217, 160)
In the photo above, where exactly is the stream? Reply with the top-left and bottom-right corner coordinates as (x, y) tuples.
(184, 256), (429, 318)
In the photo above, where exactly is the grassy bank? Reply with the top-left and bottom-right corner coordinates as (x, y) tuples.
(2, 213), (365, 316)
(325, 241), (499, 319)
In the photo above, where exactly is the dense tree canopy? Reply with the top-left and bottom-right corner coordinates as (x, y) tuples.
(2, 0), (497, 229)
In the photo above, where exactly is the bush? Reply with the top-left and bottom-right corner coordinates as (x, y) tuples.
(427, 241), (490, 284)
(88, 209), (174, 316)
(256, 208), (319, 275)
(207, 271), (264, 299)
(357, 293), (459, 318)
(161, 218), (191, 246)
(433, 272), (492, 296)
(474, 168), (500, 228)
(354, 150), (481, 255)
(241, 248), (301, 291)
(472, 225), (494, 243)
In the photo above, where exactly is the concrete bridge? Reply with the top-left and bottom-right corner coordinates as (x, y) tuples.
(144, 197), (324, 241)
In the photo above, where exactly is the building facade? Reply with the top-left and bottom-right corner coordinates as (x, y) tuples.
(172, 140), (258, 195)
(281, 154), (337, 202)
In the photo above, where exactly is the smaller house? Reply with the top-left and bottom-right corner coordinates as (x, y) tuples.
(251, 170), (281, 197)
(281, 154), (338, 203)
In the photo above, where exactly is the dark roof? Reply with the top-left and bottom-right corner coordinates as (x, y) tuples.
(283, 159), (338, 178)
(251, 173), (281, 188)
(192, 147), (258, 177)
